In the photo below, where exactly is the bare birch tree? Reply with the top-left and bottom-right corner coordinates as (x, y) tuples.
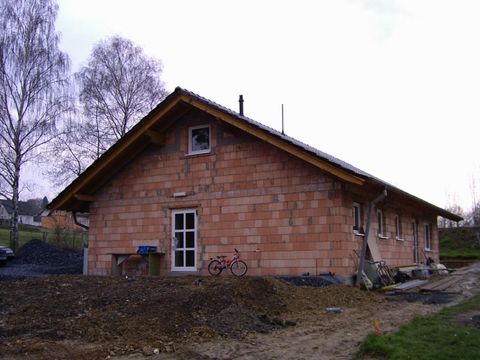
(0, 0), (71, 250)
(49, 35), (168, 185)
(78, 36), (168, 140)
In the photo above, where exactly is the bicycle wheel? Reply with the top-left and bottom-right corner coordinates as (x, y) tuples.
(230, 260), (247, 277)
(208, 260), (223, 276)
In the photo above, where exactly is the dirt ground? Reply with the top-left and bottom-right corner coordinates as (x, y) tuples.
(1, 263), (479, 360)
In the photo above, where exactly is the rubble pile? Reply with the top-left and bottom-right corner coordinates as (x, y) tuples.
(12, 239), (83, 274)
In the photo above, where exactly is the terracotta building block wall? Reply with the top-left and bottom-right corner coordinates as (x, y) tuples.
(343, 187), (440, 269)
(87, 110), (359, 276)
(374, 211), (439, 266)
(87, 109), (441, 277)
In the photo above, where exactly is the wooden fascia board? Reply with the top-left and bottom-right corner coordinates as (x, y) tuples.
(74, 194), (94, 202)
(184, 97), (365, 185)
(51, 96), (184, 210)
(367, 179), (463, 222)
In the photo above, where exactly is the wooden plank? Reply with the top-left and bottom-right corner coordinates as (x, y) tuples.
(421, 276), (459, 292)
(394, 279), (428, 291)
(367, 236), (381, 261)
(420, 277), (452, 291)
(431, 277), (462, 292)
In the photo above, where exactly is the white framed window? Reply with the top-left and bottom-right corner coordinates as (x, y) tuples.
(424, 223), (432, 251)
(377, 209), (387, 239)
(188, 125), (211, 155)
(353, 202), (364, 235)
(395, 214), (404, 240)
(172, 209), (197, 271)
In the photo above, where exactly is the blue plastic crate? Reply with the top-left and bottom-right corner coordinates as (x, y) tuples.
(137, 246), (157, 254)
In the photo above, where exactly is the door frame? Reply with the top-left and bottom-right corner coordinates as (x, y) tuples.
(412, 220), (419, 263)
(171, 209), (197, 272)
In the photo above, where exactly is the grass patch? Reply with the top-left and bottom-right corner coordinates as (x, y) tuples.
(441, 249), (480, 260)
(0, 227), (44, 248)
(356, 294), (480, 359)
(0, 226), (86, 250)
(440, 227), (480, 260)
(0, 227), (10, 246)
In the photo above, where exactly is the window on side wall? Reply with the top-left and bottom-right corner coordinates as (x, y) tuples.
(395, 214), (404, 241)
(424, 223), (431, 250)
(353, 202), (364, 235)
(188, 125), (211, 155)
(377, 209), (387, 239)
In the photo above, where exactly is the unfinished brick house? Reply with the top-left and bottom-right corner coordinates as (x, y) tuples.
(48, 87), (461, 278)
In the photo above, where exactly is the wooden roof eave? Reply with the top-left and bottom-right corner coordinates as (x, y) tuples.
(366, 178), (463, 222)
(48, 95), (187, 211)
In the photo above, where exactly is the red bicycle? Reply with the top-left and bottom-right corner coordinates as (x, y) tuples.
(208, 248), (248, 277)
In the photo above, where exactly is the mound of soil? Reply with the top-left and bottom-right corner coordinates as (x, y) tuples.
(12, 239), (83, 274)
(0, 275), (380, 359)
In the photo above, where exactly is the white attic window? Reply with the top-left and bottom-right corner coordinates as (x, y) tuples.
(188, 125), (211, 155)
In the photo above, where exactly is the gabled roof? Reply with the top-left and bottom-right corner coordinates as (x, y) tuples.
(48, 87), (462, 221)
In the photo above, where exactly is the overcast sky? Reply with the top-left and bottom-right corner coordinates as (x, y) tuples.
(26, 0), (480, 212)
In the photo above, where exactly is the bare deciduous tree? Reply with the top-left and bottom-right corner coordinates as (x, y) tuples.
(47, 114), (109, 186)
(0, 0), (71, 250)
(79, 36), (168, 139)
(467, 201), (480, 226)
(469, 175), (480, 226)
(439, 204), (464, 228)
(49, 35), (168, 185)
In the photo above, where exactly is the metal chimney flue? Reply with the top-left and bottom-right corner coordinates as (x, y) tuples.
(239, 95), (244, 116)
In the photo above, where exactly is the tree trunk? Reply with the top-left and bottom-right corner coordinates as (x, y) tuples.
(9, 157), (21, 252)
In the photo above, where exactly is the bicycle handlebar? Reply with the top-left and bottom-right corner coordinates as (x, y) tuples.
(212, 249), (239, 261)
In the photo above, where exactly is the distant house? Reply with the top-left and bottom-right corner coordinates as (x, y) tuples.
(0, 202), (9, 219)
(48, 87), (461, 278)
(41, 210), (89, 231)
(0, 199), (44, 227)
(0, 201), (10, 225)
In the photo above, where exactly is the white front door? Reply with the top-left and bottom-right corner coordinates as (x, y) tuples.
(171, 209), (197, 271)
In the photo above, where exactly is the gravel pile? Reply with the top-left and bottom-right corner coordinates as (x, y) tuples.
(0, 239), (83, 280)
(14, 239), (82, 267)
(279, 275), (343, 287)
